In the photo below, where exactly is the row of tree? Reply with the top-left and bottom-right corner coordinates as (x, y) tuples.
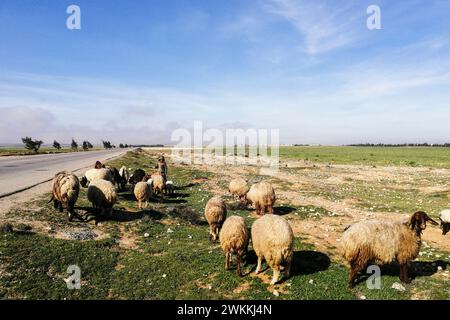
(21, 137), (126, 153)
(347, 143), (450, 147)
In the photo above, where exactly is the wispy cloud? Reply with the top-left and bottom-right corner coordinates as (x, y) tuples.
(263, 0), (362, 55)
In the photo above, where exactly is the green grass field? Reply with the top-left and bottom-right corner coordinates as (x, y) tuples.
(0, 147), (103, 156)
(280, 146), (450, 168)
(0, 148), (449, 300)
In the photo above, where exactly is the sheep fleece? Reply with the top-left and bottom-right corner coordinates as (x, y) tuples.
(87, 179), (117, 209)
(205, 196), (227, 226)
(85, 168), (114, 183)
(247, 182), (276, 208)
(251, 214), (294, 269)
(220, 216), (249, 254)
(340, 220), (420, 265)
(134, 182), (152, 202)
(228, 178), (249, 197)
(52, 171), (80, 207)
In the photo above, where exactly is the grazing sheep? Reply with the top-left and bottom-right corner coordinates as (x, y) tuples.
(104, 166), (127, 190)
(134, 182), (152, 209)
(204, 196), (227, 242)
(80, 168), (114, 187)
(228, 178), (249, 201)
(151, 173), (166, 195)
(87, 179), (117, 217)
(165, 180), (175, 196)
(246, 181), (276, 215)
(119, 166), (130, 188)
(251, 214), (294, 285)
(128, 168), (146, 187)
(50, 171), (80, 221)
(220, 216), (250, 276)
(340, 211), (438, 287)
(439, 210), (450, 235)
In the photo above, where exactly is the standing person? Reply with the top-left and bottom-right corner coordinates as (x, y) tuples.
(157, 155), (168, 181)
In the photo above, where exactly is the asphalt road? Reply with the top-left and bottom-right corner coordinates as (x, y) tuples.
(0, 149), (130, 198)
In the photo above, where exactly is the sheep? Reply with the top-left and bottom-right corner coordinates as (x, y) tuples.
(119, 166), (130, 188)
(228, 178), (249, 201)
(128, 168), (146, 187)
(151, 173), (166, 195)
(80, 168), (114, 187)
(439, 210), (450, 235)
(246, 181), (276, 215)
(204, 196), (227, 242)
(340, 211), (438, 287)
(104, 165), (125, 191)
(95, 161), (103, 169)
(164, 180), (175, 196)
(219, 216), (250, 276)
(87, 179), (117, 217)
(134, 181), (152, 209)
(49, 171), (80, 221)
(251, 214), (294, 285)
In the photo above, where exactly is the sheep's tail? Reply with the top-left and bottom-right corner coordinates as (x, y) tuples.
(48, 195), (54, 203)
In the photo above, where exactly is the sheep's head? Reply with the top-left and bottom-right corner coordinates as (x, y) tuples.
(409, 211), (438, 235)
(80, 176), (89, 188)
(94, 161), (103, 169)
(439, 218), (450, 235)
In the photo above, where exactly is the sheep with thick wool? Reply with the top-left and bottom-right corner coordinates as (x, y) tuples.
(50, 171), (80, 221)
(246, 181), (276, 215)
(220, 216), (250, 276)
(87, 179), (117, 217)
(134, 181), (152, 209)
(251, 214), (294, 284)
(228, 178), (249, 201)
(151, 173), (166, 195)
(439, 210), (450, 235)
(204, 196), (227, 242)
(80, 168), (114, 187)
(340, 211), (438, 287)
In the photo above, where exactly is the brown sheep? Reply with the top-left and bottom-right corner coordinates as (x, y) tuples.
(228, 178), (249, 201)
(134, 181), (152, 209)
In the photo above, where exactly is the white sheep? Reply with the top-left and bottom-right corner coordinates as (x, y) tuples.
(228, 178), (249, 201)
(165, 180), (175, 195)
(246, 181), (276, 215)
(340, 211), (438, 287)
(134, 181), (152, 209)
(220, 216), (250, 276)
(119, 166), (130, 184)
(204, 196), (227, 242)
(50, 171), (80, 221)
(151, 173), (166, 195)
(439, 209), (450, 235)
(81, 168), (114, 187)
(87, 179), (117, 217)
(251, 214), (294, 284)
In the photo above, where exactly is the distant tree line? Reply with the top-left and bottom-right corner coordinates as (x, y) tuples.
(21, 136), (120, 153)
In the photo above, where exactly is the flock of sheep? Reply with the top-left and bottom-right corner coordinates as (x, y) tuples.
(49, 157), (450, 289)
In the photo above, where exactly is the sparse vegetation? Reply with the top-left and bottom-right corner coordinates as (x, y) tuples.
(21, 136), (43, 153)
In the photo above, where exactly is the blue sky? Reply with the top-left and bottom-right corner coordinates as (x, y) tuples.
(1, 0), (450, 145)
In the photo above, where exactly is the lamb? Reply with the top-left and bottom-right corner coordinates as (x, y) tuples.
(219, 216), (250, 276)
(164, 180), (175, 196)
(104, 166), (125, 191)
(246, 181), (276, 215)
(228, 178), (249, 201)
(340, 211), (438, 287)
(251, 214), (294, 285)
(439, 210), (450, 235)
(204, 196), (227, 242)
(151, 173), (166, 195)
(49, 171), (80, 221)
(87, 179), (117, 217)
(134, 181), (152, 209)
(80, 168), (114, 187)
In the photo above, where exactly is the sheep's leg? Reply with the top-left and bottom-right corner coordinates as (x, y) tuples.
(268, 205), (274, 215)
(225, 252), (230, 271)
(349, 261), (363, 288)
(236, 255), (242, 277)
(271, 268), (280, 285)
(285, 259), (292, 278)
(53, 200), (59, 210)
(255, 256), (263, 274)
(255, 203), (261, 215)
(399, 264), (411, 284)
